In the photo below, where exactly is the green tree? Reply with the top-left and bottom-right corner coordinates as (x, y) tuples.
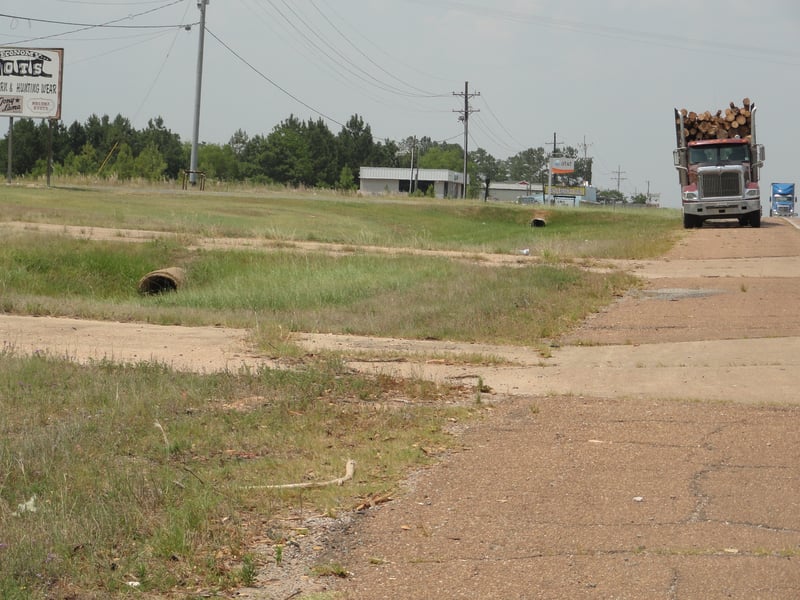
(229, 129), (249, 159)
(337, 165), (356, 190)
(470, 147), (506, 201)
(263, 115), (312, 186)
(134, 143), (167, 181)
(507, 147), (547, 183)
(198, 143), (239, 181)
(5, 118), (47, 175)
(417, 145), (462, 171)
(238, 133), (270, 182)
(66, 120), (87, 156)
(306, 118), (338, 187)
(597, 188), (626, 205)
(140, 117), (185, 178)
(64, 142), (100, 175)
(110, 143), (135, 180)
(369, 138), (400, 169)
(337, 114), (375, 185)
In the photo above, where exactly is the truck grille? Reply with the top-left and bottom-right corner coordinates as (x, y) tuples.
(699, 172), (741, 198)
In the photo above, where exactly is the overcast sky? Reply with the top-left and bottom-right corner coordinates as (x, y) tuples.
(2, 0), (799, 207)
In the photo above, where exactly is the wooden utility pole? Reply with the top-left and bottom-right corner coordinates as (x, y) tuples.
(453, 81), (479, 198)
(547, 132), (565, 157)
(612, 165), (627, 191)
(577, 135), (593, 184)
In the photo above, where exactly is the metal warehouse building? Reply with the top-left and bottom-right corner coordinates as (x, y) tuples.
(359, 167), (466, 199)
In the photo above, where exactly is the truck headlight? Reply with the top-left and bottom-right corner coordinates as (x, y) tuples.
(744, 188), (760, 199)
(682, 190), (698, 201)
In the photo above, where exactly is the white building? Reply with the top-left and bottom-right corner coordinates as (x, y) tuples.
(489, 181), (597, 205)
(359, 167), (466, 199)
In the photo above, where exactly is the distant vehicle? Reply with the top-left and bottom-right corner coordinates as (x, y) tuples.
(673, 100), (766, 229)
(769, 183), (796, 217)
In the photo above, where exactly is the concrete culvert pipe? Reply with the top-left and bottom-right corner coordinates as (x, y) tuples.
(137, 267), (185, 295)
(530, 217), (547, 228)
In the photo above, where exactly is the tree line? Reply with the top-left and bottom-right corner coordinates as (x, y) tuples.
(0, 112), (600, 198)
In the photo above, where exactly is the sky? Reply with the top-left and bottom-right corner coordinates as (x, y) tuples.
(1, 0), (799, 207)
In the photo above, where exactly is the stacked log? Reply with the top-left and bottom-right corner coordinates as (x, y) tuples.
(676, 98), (753, 143)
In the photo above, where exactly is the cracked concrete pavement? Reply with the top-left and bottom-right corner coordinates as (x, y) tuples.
(320, 220), (800, 600)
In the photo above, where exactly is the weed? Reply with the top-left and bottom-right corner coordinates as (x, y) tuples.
(310, 562), (349, 578)
(240, 554), (257, 586)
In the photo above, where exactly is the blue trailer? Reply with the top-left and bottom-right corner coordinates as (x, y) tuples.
(770, 183), (796, 217)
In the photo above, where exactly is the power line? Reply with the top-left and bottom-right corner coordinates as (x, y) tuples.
(0, 2), (190, 30)
(312, 0), (452, 85)
(476, 95), (526, 154)
(396, 0), (800, 66)
(0, 2), (193, 44)
(308, 0), (447, 99)
(234, 0), (449, 117)
(205, 27), (347, 129)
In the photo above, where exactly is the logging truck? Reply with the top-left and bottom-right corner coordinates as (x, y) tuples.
(673, 99), (765, 229)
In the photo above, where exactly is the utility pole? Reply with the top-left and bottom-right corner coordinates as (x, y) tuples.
(612, 165), (627, 191)
(577, 134), (593, 185)
(578, 135), (593, 160)
(189, 0), (209, 186)
(545, 132), (565, 204)
(453, 81), (479, 199)
(546, 132), (565, 157)
(409, 135), (416, 194)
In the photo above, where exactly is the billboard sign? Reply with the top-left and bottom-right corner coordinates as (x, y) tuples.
(550, 157), (575, 174)
(0, 47), (64, 119)
(547, 185), (586, 196)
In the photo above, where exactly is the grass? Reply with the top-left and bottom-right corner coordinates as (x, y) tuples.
(0, 351), (474, 598)
(0, 231), (640, 345)
(0, 184), (684, 597)
(0, 183), (680, 258)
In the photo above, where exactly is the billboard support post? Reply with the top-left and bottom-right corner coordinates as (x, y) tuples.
(46, 118), (53, 187)
(6, 117), (12, 183)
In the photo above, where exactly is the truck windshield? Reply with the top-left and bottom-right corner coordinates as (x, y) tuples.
(689, 145), (750, 164)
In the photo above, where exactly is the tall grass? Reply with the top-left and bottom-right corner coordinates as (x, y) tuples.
(0, 231), (638, 344)
(0, 351), (469, 598)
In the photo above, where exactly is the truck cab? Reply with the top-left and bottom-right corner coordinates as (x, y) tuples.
(770, 183), (797, 217)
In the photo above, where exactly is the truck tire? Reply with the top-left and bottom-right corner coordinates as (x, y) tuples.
(750, 211), (761, 228)
(683, 213), (699, 229)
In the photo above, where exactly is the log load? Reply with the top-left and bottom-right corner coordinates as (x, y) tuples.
(676, 98), (753, 143)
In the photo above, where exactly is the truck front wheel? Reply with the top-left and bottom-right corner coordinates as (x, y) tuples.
(683, 213), (700, 229)
(750, 211), (761, 228)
